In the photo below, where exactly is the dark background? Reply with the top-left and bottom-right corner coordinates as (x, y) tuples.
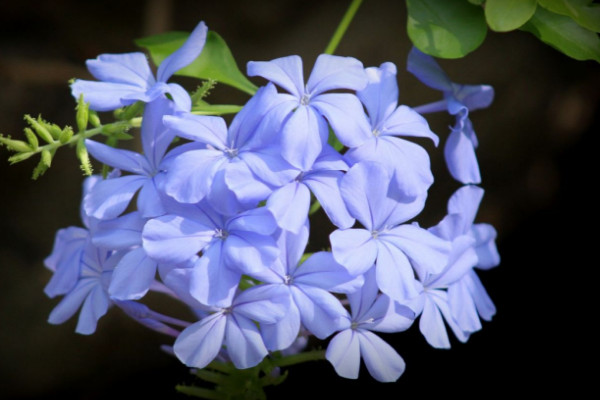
(1, 0), (596, 398)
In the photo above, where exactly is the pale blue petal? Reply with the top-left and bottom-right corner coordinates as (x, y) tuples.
(304, 170), (355, 229)
(383, 225), (450, 276)
(238, 149), (297, 187)
(292, 285), (347, 339)
(75, 285), (110, 335)
(142, 214), (214, 264)
(247, 55), (304, 98)
(157, 21), (208, 82)
(445, 128), (481, 184)
(44, 227), (88, 297)
(358, 330), (405, 382)
(280, 105), (323, 170)
(376, 241), (420, 302)
(174, 313), (226, 368)
(85, 139), (152, 175)
(92, 212), (144, 249)
(447, 185), (484, 231)
(430, 290), (471, 343)
(233, 284), (289, 324)
(165, 82), (191, 112)
(225, 314), (268, 369)
(140, 96), (176, 170)
(294, 251), (362, 293)
(281, 221), (309, 273)
(137, 179), (167, 218)
(311, 93), (371, 148)
(306, 54), (367, 95)
(330, 229), (378, 275)
(347, 267), (378, 319)
(381, 105), (439, 146)
(326, 329), (360, 379)
(472, 223), (500, 269)
(84, 175), (147, 220)
(48, 279), (96, 325)
(453, 83), (494, 111)
(311, 144), (349, 171)
(227, 206), (278, 236)
(163, 114), (228, 149)
(339, 161), (394, 230)
(406, 47), (452, 92)
(419, 294), (451, 349)
(108, 247), (157, 300)
(207, 169), (249, 216)
(358, 62), (398, 125)
(190, 242), (240, 307)
(86, 52), (154, 87)
(223, 232), (279, 275)
(266, 182), (311, 233)
(221, 160), (273, 211)
(261, 298), (301, 351)
(163, 148), (226, 203)
(426, 235), (477, 288)
(71, 80), (143, 111)
(428, 214), (463, 242)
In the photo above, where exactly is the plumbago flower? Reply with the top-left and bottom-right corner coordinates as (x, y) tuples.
(21, 15), (502, 394)
(71, 21), (208, 112)
(414, 185), (499, 348)
(247, 54), (371, 170)
(330, 161), (450, 302)
(407, 47), (494, 184)
(345, 62), (438, 199)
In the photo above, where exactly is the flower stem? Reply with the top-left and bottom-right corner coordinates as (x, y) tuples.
(324, 0), (363, 55)
(272, 349), (326, 368)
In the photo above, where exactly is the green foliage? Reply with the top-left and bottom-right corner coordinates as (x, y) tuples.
(521, 5), (600, 62)
(136, 30), (258, 95)
(485, 0), (537, 32)
(406, 0), (487, 58)
(537, 0), (600, 32)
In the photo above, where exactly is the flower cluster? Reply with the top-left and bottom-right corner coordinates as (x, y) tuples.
(44, 21), (500, 383)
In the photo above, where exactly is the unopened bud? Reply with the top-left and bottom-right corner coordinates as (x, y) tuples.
(76, 95), (89, 132)
(0, 136), (32, 153)
(23, 128), (39, 150)
(76, 138), (93, 176)
(59, 126), (74, 144)
(24, 115), (54, 144)
(88, 111), (101, 127)
(48, 123), (62, 140)
(8, 152), (34, 164)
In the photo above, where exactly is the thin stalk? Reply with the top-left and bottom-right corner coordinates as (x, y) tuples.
(272, 349), (326, 368)
(324, 0), (364, 55)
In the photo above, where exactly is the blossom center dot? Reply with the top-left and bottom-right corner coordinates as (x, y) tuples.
(284, 275), (293, 285)
(214, 228), (229, 240)
(371, 230), (379, 239)
(300, 93), (311, 106)
(223, 147), (238, 159)
(372, 128), (381, 137)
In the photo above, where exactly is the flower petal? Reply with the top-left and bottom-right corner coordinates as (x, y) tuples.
(311, 93), (371, 148)
(306, 54), (367, 95)
(326, 329), (361, 379)
(304, 170), (354, 229)
(84, 175), (147, 220)
(330, 229), (378, 276)
(444, 127), (481, 184)
(247, 55), (305, 98)
(225, 314), (268, 369)
(358, 330), (406, 382)
(174, 313), (226, 368)
(108, 247), (157, 300)
(157, 21), (208, 82)
(85, 139), (151, 175)
(358, 62), (399, 125)
(266, 182), (311, 233)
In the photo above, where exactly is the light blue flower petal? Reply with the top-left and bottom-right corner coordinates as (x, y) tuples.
(261, 297), (301, 351)
(164, 114), (228, 149)
(233, 284), (289, 324)
(75, 285), (110, 335)
(406, 47), (452, 92)
(326, 329), (360, 379)
(220, 160), (273, 212)
(71, 80), (143, 111)
(48, 279), (96, 325)
(453, 83), (494, 111)
(472, 223), (500, 269)
(225, 314), (268, 369)
(190, 242), (240, 307)
(330, 229), (378, 276)
(142, 214), (214, 264)
(84, 175), (147, 220)
(294, 251), (362, 293)
(174, 313), (226, 368)
(157, 21), (208, 83)
(86, 52), (154, 88)
(419, 293), (451, 349)
(447, 185), (484, 231)
(164, 148), (226, 203)
(227, 206), (278, 236)
(292, 284), (347, 339)
(280, 105), (324, 170)
(358, 330), (405, 382)
(376, 240), (420, 302)
(85, 139), (152, 175)
(266, 182), (311, 233)
(108, 247), (157, 300)
(92, 212), (144, 250)
(140, 96), (176, 170)
(223, 231), (279, 275)
(306, 54), (367, 96)
(311, 93), (371, 148)
(238, 148), (297, 187)
(166, 82), (192, 112)
(381, 105), (439, 146)
(304, 170), (355, 229)
(247, 55), (305, 98)
(358, 62), (398, 125)
(137, 179), (166, 218)
(445, 125), (481, 184)
(44, 227), (89, 297)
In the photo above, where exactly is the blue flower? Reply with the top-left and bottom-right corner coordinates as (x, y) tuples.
(407, 47), (494, 184)
(71, 22), (207, 112)
(173, 284), (289, 369)
(330, 162), (450, 302)
(345, 62), (438, 199)
(326, 269), (414, 382)
(249, 224), (363, 350)
(247, 54), (370, 170)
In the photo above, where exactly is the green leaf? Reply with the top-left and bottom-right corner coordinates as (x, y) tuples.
(485, 0), (537, 32)
(136, 31), (258, 95)
(406, 0), (487, 58)
(537, 0), (600, 32)
(468, 0), (484, 5)
(521, 6), (600, 62)
(192, 100), (243, 116)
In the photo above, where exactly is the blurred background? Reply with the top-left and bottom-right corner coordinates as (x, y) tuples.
(1, 0), (597, 398)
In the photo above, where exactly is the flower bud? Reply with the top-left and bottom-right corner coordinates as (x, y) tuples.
(23, 128), (39, 150)
(24, 115), (54, 144)
(76, 95), (89, 132)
